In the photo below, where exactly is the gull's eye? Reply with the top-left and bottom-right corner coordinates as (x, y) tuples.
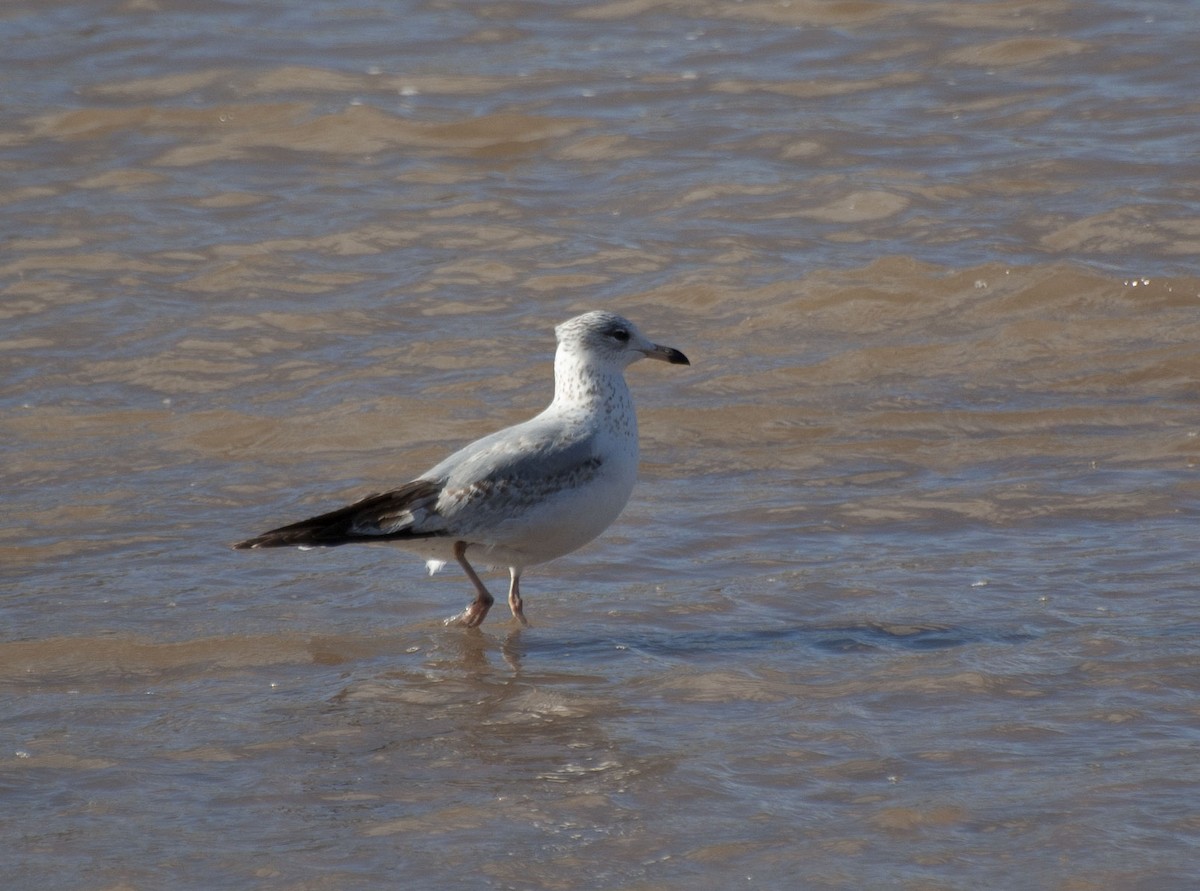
(609, 327), (630, 343)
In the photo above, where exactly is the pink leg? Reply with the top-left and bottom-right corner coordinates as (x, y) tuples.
(444, 541), (494, 628)
(507, 569), (529, 626)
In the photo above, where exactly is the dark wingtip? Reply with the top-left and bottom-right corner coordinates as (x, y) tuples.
(232, 534), (291, 550)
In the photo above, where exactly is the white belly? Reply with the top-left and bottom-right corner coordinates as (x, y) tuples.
(474, 454), (637, 568)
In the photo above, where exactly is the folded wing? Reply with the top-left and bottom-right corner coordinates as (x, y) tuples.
(232, 479), (444, 549)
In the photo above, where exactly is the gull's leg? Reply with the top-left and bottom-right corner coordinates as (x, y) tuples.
(507, 568), (529, 626)
(445, 541), (494, 628)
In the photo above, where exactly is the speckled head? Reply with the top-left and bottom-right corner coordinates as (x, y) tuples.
(554, 311), (690, 370)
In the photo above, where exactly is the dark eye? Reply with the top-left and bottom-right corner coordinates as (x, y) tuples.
(610, 327), (630, 343)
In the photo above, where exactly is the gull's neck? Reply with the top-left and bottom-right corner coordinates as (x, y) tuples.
(550, 349), (632, 416)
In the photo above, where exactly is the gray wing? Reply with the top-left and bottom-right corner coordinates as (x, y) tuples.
(424, 414), (602, 495)
(233, 416), (603, 549)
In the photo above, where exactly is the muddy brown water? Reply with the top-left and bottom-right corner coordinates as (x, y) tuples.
(3, 2), (1199, 889)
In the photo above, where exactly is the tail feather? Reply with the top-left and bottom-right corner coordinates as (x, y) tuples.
(232, 479), (443, 549)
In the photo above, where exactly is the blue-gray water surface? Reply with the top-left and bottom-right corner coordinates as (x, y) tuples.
(2, 1), (1199, 889)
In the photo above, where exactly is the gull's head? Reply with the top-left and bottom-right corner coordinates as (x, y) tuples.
(555, 310), (690, 370)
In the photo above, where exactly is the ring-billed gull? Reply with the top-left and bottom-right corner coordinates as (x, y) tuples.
(233, 310), (690, 628)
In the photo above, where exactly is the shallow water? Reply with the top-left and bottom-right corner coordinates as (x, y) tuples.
(3, 1), (1199, 889)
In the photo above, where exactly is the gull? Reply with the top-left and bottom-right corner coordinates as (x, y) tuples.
(233, 310), (690, 628)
